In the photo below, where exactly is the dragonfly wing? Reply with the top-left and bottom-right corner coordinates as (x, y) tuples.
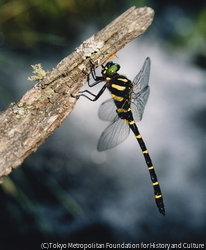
(98, 98), (117, 121)
(131, 87), (150, 122)
(97, 116), (130, 151)
(131, 57), (151, 122)
(132, 57), (151, 94)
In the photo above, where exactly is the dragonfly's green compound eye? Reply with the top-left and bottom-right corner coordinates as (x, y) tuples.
(103, 62), (120, 76)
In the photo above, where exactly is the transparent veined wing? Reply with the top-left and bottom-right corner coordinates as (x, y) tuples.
(97, 116), (130, 151)
(131, 57), (151, 122)
(98, 98), (117, 121)
(132, 57), (151, 93)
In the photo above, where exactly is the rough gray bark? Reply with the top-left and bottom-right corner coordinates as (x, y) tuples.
(0, 6), (154, 181)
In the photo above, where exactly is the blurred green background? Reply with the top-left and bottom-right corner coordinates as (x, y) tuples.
(0, 0), (206, 249)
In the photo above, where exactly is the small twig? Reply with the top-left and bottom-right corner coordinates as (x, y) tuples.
(0, 6), (154, 181)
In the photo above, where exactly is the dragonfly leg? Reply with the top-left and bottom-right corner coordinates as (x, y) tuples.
(72, 84), (107, 101)
(72, 89), (97, 101)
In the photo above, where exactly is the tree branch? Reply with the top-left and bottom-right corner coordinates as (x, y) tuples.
(0, 6), (154, 181)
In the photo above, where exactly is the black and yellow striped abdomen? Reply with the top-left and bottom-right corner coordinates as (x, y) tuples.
(131, 123), (165, 215)
(117, 108), (165, 215)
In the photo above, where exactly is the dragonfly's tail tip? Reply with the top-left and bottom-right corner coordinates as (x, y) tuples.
(160, 210), (165, 216)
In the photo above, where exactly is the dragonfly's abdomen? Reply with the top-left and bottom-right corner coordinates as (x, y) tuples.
(117, 108), (135, 125)
(129, 123), (165, 215)
(115, 106), (165, 215)
(115, 101), (165, 215)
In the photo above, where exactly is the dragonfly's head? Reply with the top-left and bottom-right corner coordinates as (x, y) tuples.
(102, 61), (120, 77)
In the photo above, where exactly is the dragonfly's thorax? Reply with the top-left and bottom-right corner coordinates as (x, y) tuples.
(105, 74), (133, 109)
(101, 62), (133, 105)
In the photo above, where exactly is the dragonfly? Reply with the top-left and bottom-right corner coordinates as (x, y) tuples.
(75, 57), (165, 215)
